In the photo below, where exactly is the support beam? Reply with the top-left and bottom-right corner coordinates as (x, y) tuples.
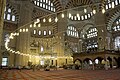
(0, 0), (6, 65)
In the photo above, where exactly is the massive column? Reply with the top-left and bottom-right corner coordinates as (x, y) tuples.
(94, 12), (108, 51)
(55, 12), (72, 66)
(15, 1), (33, 66)
(0, 0), (6, 65)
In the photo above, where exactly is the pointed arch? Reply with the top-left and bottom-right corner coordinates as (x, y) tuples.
(65, 0), (93, 9)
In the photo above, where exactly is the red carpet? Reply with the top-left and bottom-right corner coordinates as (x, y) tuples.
(0, 69), (120, 80)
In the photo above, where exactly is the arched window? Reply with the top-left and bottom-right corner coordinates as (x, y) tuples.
(67, 25), (79, 38)
(112, 16), (120, 50)
(81, 16), (84, 20)
(7, 14), (11, 20)
(114, 37), (120, 50)
(33, 29), (37, 34)
(31, 29), (52, 37)
(86, 27), (98, 51)
(38, 30), (41, 35)
(4, 5), (18, 22)
(33, 0), (56, 12)
(87, 27), (97, 38)
(43, 30), (47, 35)
(48, 30), (52, 35)
(2, 57), (8, 66)
(112, 16), (120, 32)
(41, 46), (44, 52)
(12, 15), (15, 21)
(81, 25), (98, 52)
(105, 0), (119, 10)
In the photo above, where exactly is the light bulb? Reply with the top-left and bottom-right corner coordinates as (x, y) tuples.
(12, 51), (15, 53)
(102, 9), (105, 14)
(55, 17), (58, 22)
(23, 29), (25, 32)
(61, 13), (64, 18)
(37, 19), (40, 23)
(14, 33), (17, 35)
(93, 10), (96, 14)
(34, 24), (36, 27)
(26, 28), (28, 32)
(49, 18), (52, 22)
(11, 33), (13, 36)
(9, 35), (14, 39)
(43, 18), (46, 22)
(30, 24), (32, 28)
(16, 33), (19, 36)
(84, 8), (87, 13)
(20, 29), (22, 32)
(7, 48), (10, 51)
(10, 49), (13, 52)
(38, 23), (41, 27)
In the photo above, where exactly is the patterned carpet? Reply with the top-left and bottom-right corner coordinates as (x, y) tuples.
(0, 69), (120, 80)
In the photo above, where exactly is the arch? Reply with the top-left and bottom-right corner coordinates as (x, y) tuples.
(94, 57), (104, 64)
(112, 16), (120, 32)
(106, 9), (120, 32)
(81, 23), (94, 30)
(113, 57), (120, 68)
(74, 58), (82, 63)
(107, 56), (112, 68)
(93, 57), (105, 69)
(65, 0), (93, 9)
(83, 58), (93, 69)
(32, 0), (56, 12)
(66, 24), (79, 38)
(86, 27), (97, 39)
(107, 56), (112, 61)
(51, 0), (62, 11)
(83, 58), (92, 63)
(80, 23), (95, 38)
(112, 57), (117, 68)
(114, 57), (120, 68)
(73, 59), (82, 69)
(114, 36), (120, 50)
(117, 57), (120, 68)
(4, 3), (19, 23)
(74, 59), (82, 66)
(113, 57), (118, 63)
(80, 24), (98, 52)
(2, 51), (10, 56)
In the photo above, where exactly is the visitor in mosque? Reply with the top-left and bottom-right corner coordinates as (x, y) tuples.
(18, 65), (22, 71)
(32, 65), (36, 71)
(45, 65), (50, 71)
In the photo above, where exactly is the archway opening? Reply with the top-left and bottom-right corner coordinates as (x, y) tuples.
(74, 59), (82, 69)
(83, 58), (93, 69)
(94, 57), (104, 69)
